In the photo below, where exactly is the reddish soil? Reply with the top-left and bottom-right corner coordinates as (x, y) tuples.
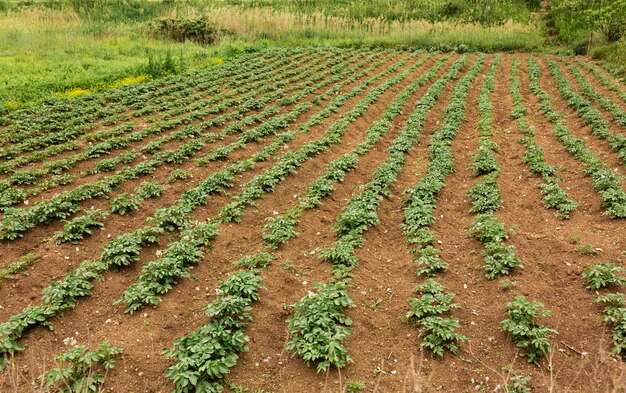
(1, 50), (625, 393)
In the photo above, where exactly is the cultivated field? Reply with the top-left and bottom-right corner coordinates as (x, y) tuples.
(0, 48), (625, 392)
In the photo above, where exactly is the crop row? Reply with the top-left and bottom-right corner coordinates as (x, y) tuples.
(546, 60), (626, 165)
(465, 56), (523, 280)
(0, 49), (360, 208)
(574, 59), (626, 105)
(0, 49), (424, 370)
(0, 48), (306, 147)
(528, 58), (626, 219)
(509, 58), (577, 220)
(0, 49), (393, 239)
(559, 58), (626, 128)
(119, 51), (429, 315)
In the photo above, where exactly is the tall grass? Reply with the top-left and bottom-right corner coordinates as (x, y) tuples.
(210, 0), (538, 24)
(162, 6), (543, 51)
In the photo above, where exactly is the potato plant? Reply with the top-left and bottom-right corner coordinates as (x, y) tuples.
(501, 296), (556, 364)
(54, 209), (107, 244)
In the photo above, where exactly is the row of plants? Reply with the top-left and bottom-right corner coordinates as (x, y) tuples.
(163, 268), (263, 392)
(262, 53), (447, 249)
(574, 59), (626, 105)
(400, 55), (485, 359)
(0, 49), (312, 183)
(0, 48), (305, 151)
(527, 58), (626, 219)
(288, 55), (482, 373)
(0, 50), (391, 239)
(466, 56), (523, 279)
(0, 49), (413, 367)
(116, 50), (427, 314)
(509, 58), (578, 220)
(546, 60), (626, 165)
(0, 49), (341, 194)
(560, 58), (626, 127)
(583, 261), (626, 359)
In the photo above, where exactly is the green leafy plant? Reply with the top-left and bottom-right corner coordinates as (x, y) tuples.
(583, 262), (626, 290)
(594, 293), (626, 358)
(500, 296), (556, 363)
(406, 279), (466, 356)
(505, 369), (532, 393)
(577, 243), (601, 256)
(164, 271), (262, 392)
(467, 172), (502, 214)
(499, 279), (519, 291)
(286, 281), (355, 373)
(54, 209), (106, 244)
(346, 379), (366, 393)
(167, 169), (192, 183)
(233, 252), (276, 270)
(109, 193), (139, 215)
(469, 214), (508, 243)
(483, 242), (522, 279)
(136, 180), (164, 199)
(39, 340), (122, 393)
(0, 253), (41, 282)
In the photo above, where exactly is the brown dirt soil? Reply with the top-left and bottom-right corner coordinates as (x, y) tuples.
(1, 51), (626, 393)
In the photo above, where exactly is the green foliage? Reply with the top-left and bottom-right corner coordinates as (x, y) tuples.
(551, 0), (626, 44)
(595, 293), (626, 358)
(142, 50), (186, 79)
(406, 279), (466, 356)
(346, 380), (366, 393)
(467, 172), (502, 214)
(469, 214), (508, 243)
(539, 181), (578, 220)
(233, 252), (276, 270)
(118, 222), (218, 313)
(39, 341), (122, 393)
(287, 281), (355, 373)
(136, 181), (164, 199)
(0, 253), (40, 282)
(527, 58), (626, 218)
(483, 242), (522, 279)
(501, 296), (556, 363)
(506, 371), (532, 393)
(262, 213), (299, 249)
(109, 193), (139, 215)
(499, 279), (519, 291)
(577, 243), (601, 256)
(509, 58), (578, 220)
(150, 17), (230, 45)
(472, 146), (500, 175)
(583, 262), (626, 290)
(167, 169), (193, 183)
(164, 271), (262, 392)
(54, 209), (106, 244)
(414, 246), (448, 277)
(100, 227), (162, 269)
